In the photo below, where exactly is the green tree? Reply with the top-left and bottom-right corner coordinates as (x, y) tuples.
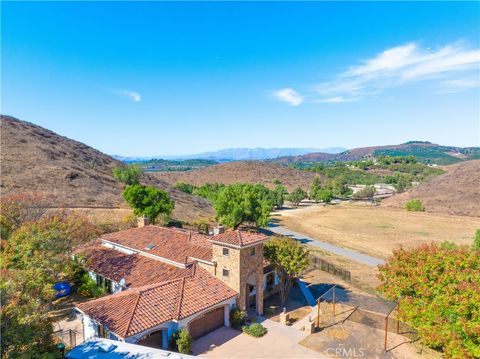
(173, 182), (196, 194)
(272, 182), (288, 208)
(309, 176), (322, 202)
(122, 185), (174, 224)
(314, 188), (334, 203)
(1, 214), (98, 358)
(192, 183), (225, 203)
(378, 244), (480, 358)
(287, 187), (307, 207)
(405, 199), (424, 212)
(1, 269), (58, 358)
(327, 177), (352, 197)
(112, 164), (142, 185)
(473, 229), (480, 250)
(213, 183), (273, 229)
(264, 237), (309, 306)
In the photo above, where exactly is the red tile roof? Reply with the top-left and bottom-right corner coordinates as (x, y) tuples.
(75, 241), (192, 288)
(77, 266), (237, 338)
(210, 230), (270, 248)
(101, 226), (214, 265)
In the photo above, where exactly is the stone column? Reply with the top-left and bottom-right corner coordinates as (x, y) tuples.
(256, 273), (264, 315)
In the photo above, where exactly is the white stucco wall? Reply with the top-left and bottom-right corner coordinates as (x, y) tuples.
(82, 313), (98, 341)
(88, 271), (97, 281)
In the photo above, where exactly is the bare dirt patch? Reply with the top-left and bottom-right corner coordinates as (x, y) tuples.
(277, 204), (479, 260)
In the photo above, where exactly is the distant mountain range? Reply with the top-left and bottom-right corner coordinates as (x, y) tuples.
(112, 147), (347, 162)
(270, 141), (480, 166)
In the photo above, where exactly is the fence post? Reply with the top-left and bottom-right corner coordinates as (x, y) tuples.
(384, 316), (388, 352)
(316, 298), (320, 328)
(332, 286), (336, 316)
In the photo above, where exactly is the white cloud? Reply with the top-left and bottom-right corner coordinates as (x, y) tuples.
(106, 88), (141, 102)
(438, 78), (480, 94)
(315, 96), (354, 103)
(118, 90), (141, 102)
(272, 88), (304, 106)
(308, 41), (480, 103)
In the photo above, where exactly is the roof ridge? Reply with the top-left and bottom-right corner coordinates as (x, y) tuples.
(175, 277), (186, 319)
(237, 230), (243, 246)
(124, 291), (142, 337)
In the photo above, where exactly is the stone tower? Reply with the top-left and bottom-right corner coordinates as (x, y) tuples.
(210, 229), (269, 315)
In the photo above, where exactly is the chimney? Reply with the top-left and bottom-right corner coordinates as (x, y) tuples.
(213, 225), (225, 235)
(137, 216), (150, 228)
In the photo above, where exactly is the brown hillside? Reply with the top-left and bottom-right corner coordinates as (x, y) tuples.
(152, 161), (319, 191)
(0, 115), (213, 223)
(381, 160), (480, 217)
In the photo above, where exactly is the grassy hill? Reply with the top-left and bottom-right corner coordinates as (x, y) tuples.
(381, 160), (480, 217)
(151, 161), (319, 191)
(0, 115), (213, 223)
(272, 141), (480, 166)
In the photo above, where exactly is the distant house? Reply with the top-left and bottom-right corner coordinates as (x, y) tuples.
(74, 221), (278, 350)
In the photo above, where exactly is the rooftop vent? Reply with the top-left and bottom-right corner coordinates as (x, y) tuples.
(145, 243), (156, 251)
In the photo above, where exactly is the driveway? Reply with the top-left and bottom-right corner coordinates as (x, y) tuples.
(192, 318), (324, 359)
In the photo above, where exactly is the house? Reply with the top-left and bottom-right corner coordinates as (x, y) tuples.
(74, 221), (279, 350)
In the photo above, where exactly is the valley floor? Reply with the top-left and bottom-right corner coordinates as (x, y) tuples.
(275, 203), (479, 260)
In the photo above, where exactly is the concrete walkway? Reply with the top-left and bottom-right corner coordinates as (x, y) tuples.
(192, 319), (324, 359)
(267, 223), (384, 267)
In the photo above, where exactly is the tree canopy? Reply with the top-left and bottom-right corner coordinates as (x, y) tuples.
(287, 187), (307, 207)
(272, 181), (288, 209)
(264, 237), (309, 306)
(112, 164), (142, 185)
(378, 244), (480, 358)
(122, 184), (174, 224)
(2, 211), (98, 358)
(213, 183), (273, 229)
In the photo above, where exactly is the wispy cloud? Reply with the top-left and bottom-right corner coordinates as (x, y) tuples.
(106, 88), (141, 102)
(272, 41), (480, 105)
(314, 42), (480, 102)
(272, 88), (304, 106)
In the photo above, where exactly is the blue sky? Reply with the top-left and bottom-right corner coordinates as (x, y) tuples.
(2, 1), (479, 156)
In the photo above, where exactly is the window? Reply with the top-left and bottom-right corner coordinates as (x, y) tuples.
(223, 248), (229, 256)
(249, 247), (256, 256)
(222, 269), (229, 277)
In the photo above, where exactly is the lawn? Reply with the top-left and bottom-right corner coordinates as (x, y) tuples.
(276, 204), (479, 260)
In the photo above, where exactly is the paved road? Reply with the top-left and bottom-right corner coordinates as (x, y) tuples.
(267, 223), (385, 267)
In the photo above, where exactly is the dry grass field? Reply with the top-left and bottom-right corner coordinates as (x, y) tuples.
(277, 204), (479, 260)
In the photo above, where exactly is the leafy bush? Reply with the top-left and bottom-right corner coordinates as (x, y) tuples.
(176, 328), (192, 354)
(287, 187), (307, 206)
(77, 274), (106, 298)
(230, 307), (247, 329)
(378, 244), (480, 358)
(405, 199), (424, 212)
(473, 229), (480, 250)
(242, 323), (267, 337)
(174, 182), (196, 194)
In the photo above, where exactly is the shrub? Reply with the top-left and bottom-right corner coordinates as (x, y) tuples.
(405, 199), (424, 212)
(176, 328), (192, 354)
(242, 323), (267, 337)
(77, 274), (106, 298)
(473, 229), (480, 250)
(230, 307), (247, 329)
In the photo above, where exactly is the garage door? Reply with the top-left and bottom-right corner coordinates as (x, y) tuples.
(189, 307), (224, 339)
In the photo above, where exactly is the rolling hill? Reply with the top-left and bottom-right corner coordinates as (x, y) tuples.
(272, 141), (480, 166)
(381, 160), (480, 217)
(0, 115), (213, 223)
(151, 161), (320, 191)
